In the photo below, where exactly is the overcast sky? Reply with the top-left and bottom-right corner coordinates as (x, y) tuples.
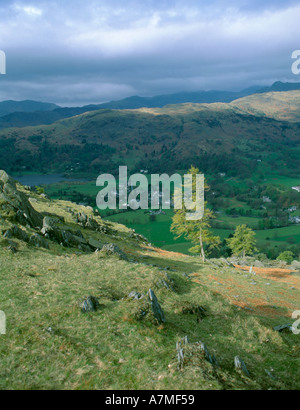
(0, 0), (299, 106)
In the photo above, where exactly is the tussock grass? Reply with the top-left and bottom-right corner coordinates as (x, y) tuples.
(0, 192), (299, 390)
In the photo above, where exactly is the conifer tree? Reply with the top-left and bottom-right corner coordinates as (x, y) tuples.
(226, 225), (257, 259)
(171, 166), (220, 262)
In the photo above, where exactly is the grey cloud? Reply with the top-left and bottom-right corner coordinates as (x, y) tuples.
(0, 0), (299, 105)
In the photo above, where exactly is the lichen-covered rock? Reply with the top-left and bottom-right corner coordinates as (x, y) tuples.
(234, 356), (250, 377)
(74, 212), (101, 231)
(41, 216), (89, 249)
(0, 170), (43, 228)
(148, 289), (166, 324)
(128, 291), (144, 300)
(179, 302), (207, 322)
(155, 273), (176, 292)
(81, 296), (100, 313)
(100, 243), (128, 260)
(273, 324), (293, 333)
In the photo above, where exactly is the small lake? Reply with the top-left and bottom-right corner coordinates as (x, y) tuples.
(13, 174), (91, 187)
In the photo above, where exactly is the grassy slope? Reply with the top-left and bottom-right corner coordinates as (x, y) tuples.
(232, 91), (300, 122)
(0, 189), (299, 390)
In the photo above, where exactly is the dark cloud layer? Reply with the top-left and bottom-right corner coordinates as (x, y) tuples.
(0, 0), (299, 105)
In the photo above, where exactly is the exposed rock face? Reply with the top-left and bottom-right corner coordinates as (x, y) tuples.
(41, 216), (90, 250)
(29, 233), (49, 249)
(0, 170), (43, 228)
(3, 225), (30, 242)
(88, 237), (103, 250)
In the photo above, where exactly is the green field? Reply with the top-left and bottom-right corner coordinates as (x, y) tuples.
(38, 170), (300, 258)
(104, 209), (300, 256)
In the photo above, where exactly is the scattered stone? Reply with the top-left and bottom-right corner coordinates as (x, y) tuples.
(177, 346), (185, 370)
(223, 258), (235, 268)
(273, 324), (293, 333)
(148, 289), (165, 324)
(290, 260), (300, 271)
(199, 342), (212, 363)
(81, 296), (100, 313)
(265, 369), (276, 381)
(128, 291), (144, 300)
(100, 243), (128, 260)
(74, 212), (102, 232)
(156, 274), (176, 292)
(180, 303), (207, 322)
(176, 337), (189, 370)
(234, 356), (250, 377)
(176, 338), (219, 370)
(130, 232), (148, 242)
(254, 260), (265, 268)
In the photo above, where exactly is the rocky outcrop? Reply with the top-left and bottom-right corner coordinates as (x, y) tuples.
(100, 243), (128, 260)
(41, 216), (89, 250)
(87, 237), (103, 250)
(0, 170), (43, 228)
(291, 260), (300, 271)
(29, 233), (49, 249)
(3, 225), (30, 242)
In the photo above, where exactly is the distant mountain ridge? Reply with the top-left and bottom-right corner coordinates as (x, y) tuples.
(0, 82), (300, 130)
(1, 94), (299, 178)
(257, 81), (300, 94)
(0, 100), (59, 117)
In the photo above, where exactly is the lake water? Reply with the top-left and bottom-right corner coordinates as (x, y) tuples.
(13, 174), (91, 187)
